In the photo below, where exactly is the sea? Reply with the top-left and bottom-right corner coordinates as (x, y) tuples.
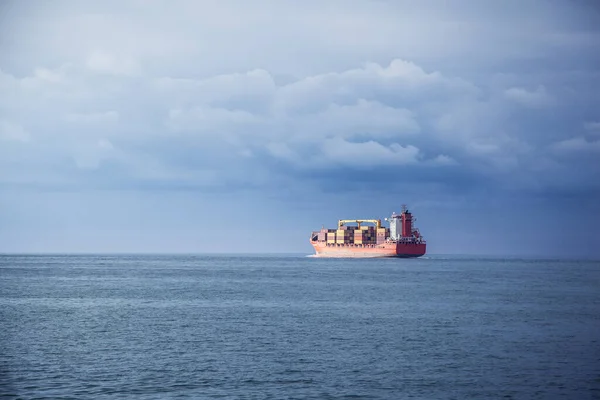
(1, 254), (599, 399)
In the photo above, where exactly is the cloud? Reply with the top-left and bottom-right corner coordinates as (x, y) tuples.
(429, 154), (458, 166)
(154, 69), (277, 112)
(584, 121), (600, 134)
(306, 100), (421, 140)
(33, 67), (64, 83)
(0, 120), (30, 142)
(266, 142), (300, 163)
(151, 59), (477, 176)
(274, 59), (480, 115)
(551, 137), (600, 154)
(85, 50), (141, 76)
(65, 111), (119, 124)
(0, 54), (596, 197)
(320, 138), (420, 167)
(0, 1), (597, 198)
(73, 139), (116, 169)
(504, 85), (554, 108)
(166, 106), (262, 137)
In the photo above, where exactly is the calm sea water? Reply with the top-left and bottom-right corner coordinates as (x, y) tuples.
(1, 254), (599, 399)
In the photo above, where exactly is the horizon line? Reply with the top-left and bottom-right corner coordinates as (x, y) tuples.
(0, 252), (598, 261)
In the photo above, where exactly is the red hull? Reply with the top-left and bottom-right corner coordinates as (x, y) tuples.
(310, 240), (426, 258)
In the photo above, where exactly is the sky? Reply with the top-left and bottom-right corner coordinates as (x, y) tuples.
(1, 0), (599, 257)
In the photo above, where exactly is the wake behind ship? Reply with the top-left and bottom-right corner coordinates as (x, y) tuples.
(310, 205), (426, 258)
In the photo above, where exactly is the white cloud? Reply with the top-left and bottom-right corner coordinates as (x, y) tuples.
(33, 67), (64, 83)
(238, 149), (253, 158)
(504, 85), (554, 108)
(309, 100), (420, 140)
(584, 121), (600, 134)
(320, 138), (420, 167)
(65, 111), (119, 124)
(266, 142), (299, 162)
(551, 137), (600, 154)
(6, 0), (587, 81)
(148, 58), (482, 171)
(369, 59), (443, 84)
(0, 57), (551, 183)
(429, 154), (458, 166)
(73, 139), (117, 169)
(0, 120), (30, 142)
(166, 106), (263, 137)
(0, 33), (595, 193)
(274, 59), (480, 114)
(154, 69), (277, 108)
(86, 50), (140, 76)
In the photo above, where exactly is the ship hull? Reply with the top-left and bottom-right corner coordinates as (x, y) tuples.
(310, 241), (426, 258)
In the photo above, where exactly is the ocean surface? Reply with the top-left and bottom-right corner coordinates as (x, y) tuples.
(1, 254), (599, 399)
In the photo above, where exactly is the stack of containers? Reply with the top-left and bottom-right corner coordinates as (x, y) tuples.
(354, 226), (376, 244)
(318, 228), (336, 242)
(366, 226), (376, 244)
(336, 226), (355, 244)
(327, 231), (336, 244)
(353, 229), (364, 245)
(376, 227), (389, 244)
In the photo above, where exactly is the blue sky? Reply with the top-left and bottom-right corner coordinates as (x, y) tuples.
(1, 0), (599, 257)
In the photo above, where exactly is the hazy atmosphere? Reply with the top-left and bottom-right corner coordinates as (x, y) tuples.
(1, 0), (599, 256)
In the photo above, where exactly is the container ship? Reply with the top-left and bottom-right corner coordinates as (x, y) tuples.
(309, 205), (426, 258)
